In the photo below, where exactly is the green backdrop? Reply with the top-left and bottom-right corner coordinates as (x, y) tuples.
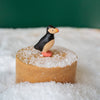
(0, 0), (100, 28)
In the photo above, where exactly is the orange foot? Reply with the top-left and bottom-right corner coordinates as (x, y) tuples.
(42, 51), (53, 57)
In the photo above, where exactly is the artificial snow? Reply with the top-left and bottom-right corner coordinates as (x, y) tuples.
(16, 46), (78, 68)
(0, 27), (100, 100)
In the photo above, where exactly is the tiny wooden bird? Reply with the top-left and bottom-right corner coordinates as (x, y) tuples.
(34, 25), (59, 57)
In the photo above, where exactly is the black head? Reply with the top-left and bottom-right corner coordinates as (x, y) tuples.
(47, 25), (55, 30)
(47, 25), (59, 34)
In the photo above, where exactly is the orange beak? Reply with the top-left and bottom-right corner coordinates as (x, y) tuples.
(55, 28), (59, 33)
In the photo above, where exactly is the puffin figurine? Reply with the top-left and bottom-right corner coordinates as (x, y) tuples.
(34, 25), (59, 57)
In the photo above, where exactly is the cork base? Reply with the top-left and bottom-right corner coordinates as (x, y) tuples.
(16, 46), (77, 83)
(16, 57), (77, 83)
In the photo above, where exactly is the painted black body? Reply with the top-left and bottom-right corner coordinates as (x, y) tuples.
(34, 25), (56, 51)
(34, 32), (54, 51)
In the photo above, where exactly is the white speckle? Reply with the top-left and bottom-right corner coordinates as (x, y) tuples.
(16, 46), (77, 68)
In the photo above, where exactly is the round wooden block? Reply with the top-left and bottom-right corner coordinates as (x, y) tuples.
(16, 46), (77, 83)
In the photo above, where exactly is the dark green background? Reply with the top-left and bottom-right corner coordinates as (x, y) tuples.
(0, 0), (100, 28)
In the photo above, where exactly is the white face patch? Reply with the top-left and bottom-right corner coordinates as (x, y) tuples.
(48, 28), (57, 34)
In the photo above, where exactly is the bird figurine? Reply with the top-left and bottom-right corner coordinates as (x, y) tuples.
(34, 25), (59, 57)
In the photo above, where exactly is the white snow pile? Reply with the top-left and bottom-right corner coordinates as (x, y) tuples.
(0, 27), (100, 100)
